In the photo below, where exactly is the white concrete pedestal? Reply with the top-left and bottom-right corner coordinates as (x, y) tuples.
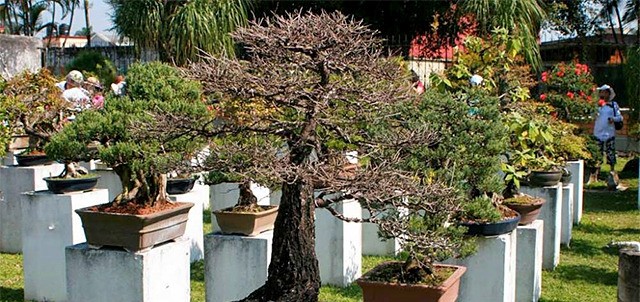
(561, 184), (574, 247)
(94, 168), (122, 202)
(169, 191), (204, 262)
(209, 182), (270, 232)
(315, 199), (362, 287)
(66, 239), (190, 302)
(566, 160), (584, 225)
(361, 208), (402, 256)
(204, 231), (272, 302)
(21, 189), (108, 302)
(0, 163), (64, 253)
(516, 220), (544, 302)
(441, 231), (517, 302)
(521, 184), (563, 270)
(269, 189), (282, 206)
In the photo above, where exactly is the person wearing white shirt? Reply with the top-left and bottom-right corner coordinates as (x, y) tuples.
(593, 84), (623, 187)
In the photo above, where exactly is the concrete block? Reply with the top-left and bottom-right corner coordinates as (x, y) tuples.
(94, 168), (122, 202)
(209, 182), (270, 232)
(269, 189), (282, 206)
(315, 199), (362, 287)
(169, 191), (204, 262)
(1, 151), (20, 166)
(565, 160), (584, 225)
(516, 220), (544, 302)
(204, 231), (272, 302)
(66, 239), (191, 302)
(618, 249), (640, 302)
(78, 160), (97, 171)
(441, 230), (517, 302)
(361, 208), (401, 256)
(521, 184), (563, 270)
(561, 184), (574, 247)
(22, 189), (108, 302)
(0, 163), (64, 253)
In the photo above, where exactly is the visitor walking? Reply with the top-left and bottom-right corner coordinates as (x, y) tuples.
(593, 84), (624, 189)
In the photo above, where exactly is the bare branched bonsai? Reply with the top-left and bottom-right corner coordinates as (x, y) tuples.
(46, 62), (209, 207)
(185, 12), (469, 301)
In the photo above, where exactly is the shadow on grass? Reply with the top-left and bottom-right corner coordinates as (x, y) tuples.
(576, 223), (640, 235)
(563, 238), (602, 257)
(0, 287), (24, 302)
(583, 190), (640, 212)
(191, 260), (205, 282)
(553, 264), (617, 286)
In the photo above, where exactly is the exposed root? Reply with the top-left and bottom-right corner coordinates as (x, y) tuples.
(59, 162), (89, 179)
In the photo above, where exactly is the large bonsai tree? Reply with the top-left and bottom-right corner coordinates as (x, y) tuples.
(46, 62), (209, 206)
(186, 12), (468, 301)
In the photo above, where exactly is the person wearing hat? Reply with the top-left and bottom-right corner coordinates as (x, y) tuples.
(56, 70), (85, 91)
(593, 84), (624, 188)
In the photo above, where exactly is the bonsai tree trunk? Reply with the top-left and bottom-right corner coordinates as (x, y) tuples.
(59, 162), (88, 179)
(242, 181), (320, 301)
(236, 180), (259, 210)
(113, 165), (170, 206)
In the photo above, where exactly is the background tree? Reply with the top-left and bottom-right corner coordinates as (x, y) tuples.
(186, 12), (465, 301)
(107, 0), (249, 65)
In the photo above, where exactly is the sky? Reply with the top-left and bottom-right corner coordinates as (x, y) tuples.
(43, 0), (113, 35)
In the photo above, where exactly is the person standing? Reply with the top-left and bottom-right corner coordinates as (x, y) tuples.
(593, 84), (624, 189)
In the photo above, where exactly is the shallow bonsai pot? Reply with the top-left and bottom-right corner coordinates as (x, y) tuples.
(166, 178), (196, 195)
(8, 135), (29, 150)
(561, 171), (572, 183)
(459, 213), (521, 236)
(213, 205), (279, 236)
(44, 175), (101, 194)
(15, 153), (54, 166)
(357, 262), (466, 302)
(529, 170), (563, 187)
(504, 198), (546, 225)
(75, 202), (194, 252)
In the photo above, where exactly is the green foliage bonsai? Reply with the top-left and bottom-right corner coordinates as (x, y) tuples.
(46, 62), (209, 206)
(66, 51), (117, 86)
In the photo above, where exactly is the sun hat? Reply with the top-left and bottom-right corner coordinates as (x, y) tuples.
(66, 70), (84, 86)
(470, 74), (484, 86)
(597, 84), (616, 101)
(85, 76), (103, 90)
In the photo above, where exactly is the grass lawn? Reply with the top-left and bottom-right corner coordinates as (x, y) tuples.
(2, 159), (638, 302)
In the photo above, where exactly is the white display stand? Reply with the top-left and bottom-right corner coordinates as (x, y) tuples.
(516, 220), (544, 302)
(66, 239), (191, 302)
(94, 168), (122, 202)
(0, 163), (64, 253)
(618, 249), (640, 302)
(315, 199), (362, 287)
(269, 189), (282, 206)
(209, 182), (270, 232)
(361, 208), (402, 256)
(521, 184), (563, 270)
(22, 189), (108, 302)
(441, 230), (517, 302)
(204, 231), (272, 302)
(565, 160), (584, 225)
(561, 184), (574, 247)
(169, 192), (204, 262)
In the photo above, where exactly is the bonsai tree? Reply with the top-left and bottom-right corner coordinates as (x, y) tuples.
(45, 62), (209, 207)
(186, 12), (468, 301)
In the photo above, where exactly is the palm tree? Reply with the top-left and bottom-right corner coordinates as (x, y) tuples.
(459, 0), (547, 70)
(83, 0), (90, 46)
(622, 0), (639, 44)
(107, 0), (249, 66)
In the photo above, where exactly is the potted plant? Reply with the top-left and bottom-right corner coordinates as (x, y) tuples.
(42, 162), (100, 194)
(502, 194), (545, 225)
(166, 170), (199, 195)
(456, 195), (521, 236)
(45, 62), (209, 252)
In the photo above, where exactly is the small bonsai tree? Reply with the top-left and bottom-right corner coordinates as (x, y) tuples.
(46, 62), (209, 207)
(186, 12), (468, 301)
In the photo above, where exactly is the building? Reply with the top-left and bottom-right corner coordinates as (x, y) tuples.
(43, 32), (132, 48)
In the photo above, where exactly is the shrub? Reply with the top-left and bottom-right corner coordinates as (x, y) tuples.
(65, 51), (117, 86)
(540, 61), (598, 122)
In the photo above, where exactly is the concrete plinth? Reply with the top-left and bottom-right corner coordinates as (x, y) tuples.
(204, 231), (272, 302)
(521, 184), (563, 270)
(0, 163), (64, 253)
(1, 151), (19, 166)
(169, 191), (204, 262)
(361, 208), (401, 256)
(94, 168), (122, 202)
(66, 239), (190, 302)
(209, 182), (270, 232)
(561, 184), (574, 247)
(315, 199), (362, 287)
(22, 189), (108, 302)
(441, 231), (517, 302)
(565, 160), (584, 225)
(618, 249), (640, 302)
(516, 220), (544, 302)
(269, 189), (282, 206)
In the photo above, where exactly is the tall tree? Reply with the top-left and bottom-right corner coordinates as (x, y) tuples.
(83, 0), (90, 46)
(107, 0), (248, 65)
(622, 0), (639, 44)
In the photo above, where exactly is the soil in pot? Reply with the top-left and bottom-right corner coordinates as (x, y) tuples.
(528, 170), (563, 187)
(460, 207), (521, 236)
(76, 201), (194, 252)
(214, 205), (278, 236)
(357, 261), (466, 302)
(166, 178), (196, 195)
(15, 150), (54, 166)
(44, 174), (100, 194)
(503, 195), (546, 225)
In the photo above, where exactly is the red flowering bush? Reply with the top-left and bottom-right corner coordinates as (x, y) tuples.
(540, 61), (597, 122)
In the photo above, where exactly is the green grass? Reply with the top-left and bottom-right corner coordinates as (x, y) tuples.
(2, 165), (639, 301)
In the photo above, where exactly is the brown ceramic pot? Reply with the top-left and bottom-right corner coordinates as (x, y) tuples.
(504, 197), (546, 225)
(75, 202), (194, 252)
(214, 205), (279, 236)
(357, 262), (466, 302)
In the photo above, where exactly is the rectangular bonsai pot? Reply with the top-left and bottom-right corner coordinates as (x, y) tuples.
(213, 205), (279, 236)
(75, 202), (194, 252)
(357, 262), (466, 302)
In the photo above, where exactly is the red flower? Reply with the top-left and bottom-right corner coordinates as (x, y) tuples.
(556, 71), (565, 77)
(541, 71), (548, 82)
(540, 93), (547, 101)
(587, 96), (592, 102)
(579, 91), (585, 97)
(575, 68), (582, 75)
(566, 91), (574, 99)
(207, 105), (214, 111)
